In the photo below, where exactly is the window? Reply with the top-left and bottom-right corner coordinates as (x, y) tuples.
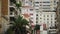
(47, 15), (49, 17)
(43, 5), (50, 6)
(10, 17), (15, 21)
(34, 5), (39, 7)
(40, 5), (42, 6)
(36, 21), (38, 23)
(44, 15), (45, 17)
(26, 1), (28, 3)
(43, 2), (50, 3)
(44, 18), (45, 20)
(47, 21), (49, 23)
(51, 15), (52, 17)
(55, 18), (56, 20)
(36, 17), (38, 20)
(35, 9), (39, 10)
(35, 2), (39, 4)
(40, 18), (42, 19)
(30, 17), (33, 19)
(47, 18), (49, 20)
(51, 21), (53, 26)
(10, 12), (13, 15)
(51, 21), (53, 24)
(10, 7), (15, 11)
(30, 20), (33, 23)
(54, 1), (56, 3)
(30, 13), (33, 15)
(36, 14), (38, 16)
(30, 9), (33, 11)
(43, 7), (50, 9)
(51, 18), (53, 20)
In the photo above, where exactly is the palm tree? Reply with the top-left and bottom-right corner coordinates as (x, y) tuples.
(5, 0), (29, 34)
(10, 0), (22, 14)
(5, 16), (29, 34)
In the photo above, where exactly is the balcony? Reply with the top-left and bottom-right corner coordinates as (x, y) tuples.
(10, 2), (15, 6)
(9, 17), (16, 25)
(48, 29), (57, 34)
(9, 0), (16, 6)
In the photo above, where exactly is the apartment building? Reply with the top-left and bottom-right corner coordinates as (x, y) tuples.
(20, 0), (57, 34)
(33, 0), (57, 28)
(21, 0), (58, 29)
(33, 0), (57, 11)
(21, 0), (35, 24)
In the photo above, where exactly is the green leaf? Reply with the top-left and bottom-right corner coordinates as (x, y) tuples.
(16, 1), (22, 9)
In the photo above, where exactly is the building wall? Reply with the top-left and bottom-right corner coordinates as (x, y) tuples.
(33, 0), (57, 11)
(33, 0), (57, 31)
(21, 6), (36, 24)
(21, 0), (57, 26)
(41, 12), (56, 27)
(1, 0), (8, 15)
(22, 0), (32, 6)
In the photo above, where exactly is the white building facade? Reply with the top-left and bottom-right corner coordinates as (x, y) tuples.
(31, 0), (57, 29)
(21, 0), (58, 34)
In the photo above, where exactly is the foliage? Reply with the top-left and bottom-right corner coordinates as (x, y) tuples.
(5, 16), (29, 34)
(34, 25), (40, 30)
(16, 1), (22, 9)
(5, 0), (29, 34)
